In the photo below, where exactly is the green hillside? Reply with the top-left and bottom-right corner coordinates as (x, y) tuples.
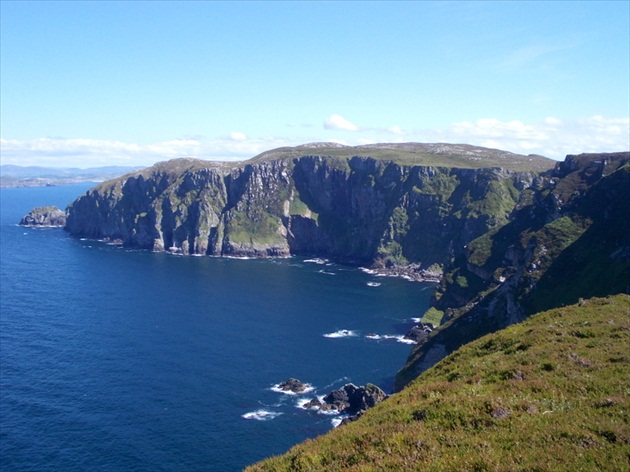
(247, 295), (630, 471)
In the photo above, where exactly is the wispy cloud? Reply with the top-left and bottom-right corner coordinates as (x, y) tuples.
(494, 40), (579, 71)
(420, 116), (629, 158)
(323, 114), (358, 131)
(0, 136), (290, 168)
(2, 116), (627, 168)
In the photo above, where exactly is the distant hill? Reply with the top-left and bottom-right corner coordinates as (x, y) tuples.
(248, 142), (554, 172)
(0, 165), (142, 187)
(247, 294), (630, 471)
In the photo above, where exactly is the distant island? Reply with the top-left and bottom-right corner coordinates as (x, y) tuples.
(0, 164), (142, 188)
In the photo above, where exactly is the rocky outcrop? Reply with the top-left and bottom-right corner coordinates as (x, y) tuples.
(303, 383), (388, 423)
(276, 378), (310, 394)
(403, 323), (433, 343)
(19, 206), (67, 226)
(65, 144), (550, 271)
(395, 152), (630, 391)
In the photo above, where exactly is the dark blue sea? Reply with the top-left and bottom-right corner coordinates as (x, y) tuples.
(0, 184), (434, 471)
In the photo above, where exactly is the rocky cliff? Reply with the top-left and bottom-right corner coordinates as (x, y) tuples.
(63, 145), (629, 393)
(395, 151), (630, 390)
(65, 143), (552, 271)
(19, 206), (67, 227)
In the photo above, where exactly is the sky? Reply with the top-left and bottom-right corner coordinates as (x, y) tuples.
(1, 1), (628, 168)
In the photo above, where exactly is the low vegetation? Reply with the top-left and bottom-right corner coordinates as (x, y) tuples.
(248, 295), (630, 471)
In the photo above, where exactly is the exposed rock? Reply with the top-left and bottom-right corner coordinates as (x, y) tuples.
(395, 151), (630, 391)
(316, 383), (388, 417)
(404, 323), (433, 343)
(302, 398), (323, 410)
(65, 146), (549, 269)
(19, 206), (67, 227)
(277, 378), (310, 393)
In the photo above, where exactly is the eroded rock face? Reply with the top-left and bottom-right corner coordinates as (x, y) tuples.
(395, 151), (630, 392)
(65, 153), (538, 269)
(19, 206), (67, 227)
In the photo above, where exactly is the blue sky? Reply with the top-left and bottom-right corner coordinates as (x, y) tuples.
(1, 1), (628, 167)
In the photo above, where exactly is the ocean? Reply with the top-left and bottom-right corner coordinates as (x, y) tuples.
(0, 184), (434, 471)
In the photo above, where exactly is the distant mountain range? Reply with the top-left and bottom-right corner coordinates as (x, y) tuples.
(0, 165), (142, 187)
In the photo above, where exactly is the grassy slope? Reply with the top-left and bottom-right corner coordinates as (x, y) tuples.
(247, 295), (630, 471)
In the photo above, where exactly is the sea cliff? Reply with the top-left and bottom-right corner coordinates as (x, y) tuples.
(60, 143), (630, 468)
(65, 143), (552, 273)
(395, 151), (630, 389)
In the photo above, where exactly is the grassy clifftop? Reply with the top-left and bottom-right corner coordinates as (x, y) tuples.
(247, 142), (554, 172)
(247, 294), (630, 471)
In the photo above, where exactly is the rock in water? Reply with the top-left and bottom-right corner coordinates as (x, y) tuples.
(277, 378), (309, 393)
(19, 206), (67, 227)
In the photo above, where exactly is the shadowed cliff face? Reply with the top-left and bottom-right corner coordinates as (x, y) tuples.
(65, 154), (536, 269)
(395, 152), (630, 391)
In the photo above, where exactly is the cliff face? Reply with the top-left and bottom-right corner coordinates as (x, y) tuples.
(19, 206), (67, 226)
(63, 145), (629, 396)
(395, 152), (630, 390)
(66, 146), (544, 270)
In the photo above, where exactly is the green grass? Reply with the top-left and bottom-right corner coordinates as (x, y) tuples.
(420, 307), (445, 327)
(247, 295), (630, 471)
(226, 209), (284, 245)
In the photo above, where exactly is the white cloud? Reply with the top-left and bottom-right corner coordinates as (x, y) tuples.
(323, 114), (359, 131)
(387, 125), (405, 135)
(422, 116), (629, 159)
(0, 135), (291, 168)
(1, 116), (627, 168)
(229, 131), (248, 141)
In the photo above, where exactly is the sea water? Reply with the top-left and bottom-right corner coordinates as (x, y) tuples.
(0, 184), (434, 471)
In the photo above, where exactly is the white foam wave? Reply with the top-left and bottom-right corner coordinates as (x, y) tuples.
(270, 383), (315, 396)
(393, 335), (417, 344)
(366, 282), (381, 287)
(318, 270), (336, 275)
(331, 416), (347, 427)
(323, 330), (357, 338)
(359, 267), (378, 275)
(411, 317), (423, 323)
(296, 396), (325, 410)
(241, 409), (283, 421)
(364, 334), (416, 344)
(296, 398), (311, 409)
(304, 258), (328, 264)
